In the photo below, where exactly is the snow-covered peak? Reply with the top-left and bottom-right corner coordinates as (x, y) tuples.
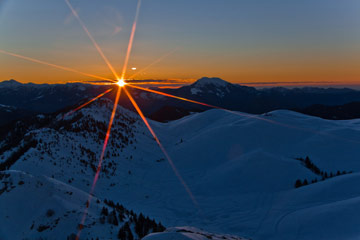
(192, 77), (231, 88)
(189, 77), (232, 96)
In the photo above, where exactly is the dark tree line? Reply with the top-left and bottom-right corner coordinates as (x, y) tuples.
(0, 137), (38, 171)
(295, 156), (353, 188)
(100, 199), (165, 239)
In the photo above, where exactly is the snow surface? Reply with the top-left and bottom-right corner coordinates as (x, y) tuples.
(0, 104), (16, 112)
(190, 88), (202, 95)
(144, 227), (246, 240)
(0, 170), (129, 239)
(1, 98), (360, 239)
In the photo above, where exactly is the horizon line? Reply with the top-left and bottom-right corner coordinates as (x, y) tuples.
(2, 78), (360, 89)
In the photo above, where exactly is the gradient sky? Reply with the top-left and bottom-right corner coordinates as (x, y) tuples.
(0, 0), (360, 86)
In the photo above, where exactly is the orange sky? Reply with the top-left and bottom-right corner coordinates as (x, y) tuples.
(0, 0), (360, 88)
(1, 49), (359, 87)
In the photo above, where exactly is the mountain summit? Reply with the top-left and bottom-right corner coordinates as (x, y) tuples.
(191, 77), (231, 88)
(188, 77), (234, 97)
(0, 79), (22, 87)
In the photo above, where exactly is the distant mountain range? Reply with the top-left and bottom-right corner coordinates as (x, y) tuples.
(295, 102), (360, 120)
(149, 77), (360, 121)
(1, 77), (360, 125)
(0, 79), (110, 125)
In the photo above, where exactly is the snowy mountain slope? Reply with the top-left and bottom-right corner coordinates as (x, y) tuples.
(0, 170), (165, 240)
(143, 110), (360, 239)
(143, 227), (247, 240)
(1, 98), (360, 239)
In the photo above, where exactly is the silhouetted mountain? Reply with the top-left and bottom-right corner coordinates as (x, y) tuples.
(161, 77), (360, 112)
(0, 80), (111, 112)
(2, 78), (360, 125)
(145, 77), (360, 121)
(0, 80), (112, 125)
(296, 102), (360, 120)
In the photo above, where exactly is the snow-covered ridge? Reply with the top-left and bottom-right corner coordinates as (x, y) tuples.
(1, 99), (360, 239)
(0, 170), (165, 239)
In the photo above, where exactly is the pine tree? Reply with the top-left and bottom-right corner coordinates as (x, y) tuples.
(295, 179), (302, 188)
(117, 227), (126, 240)
(101, 207), (108, 216)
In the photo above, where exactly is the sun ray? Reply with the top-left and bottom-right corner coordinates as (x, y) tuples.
(127, 48), (179, 80)
(65, 0), (120, 80)
(126, 84), (311, 127)
(76, 87), (122, 240)
(127, 84), (218, 107)
(126, 84), (360, 144)
(126, 84), (275, 121)
(0, 49), (115, 82)
(70, 80), (116, 85)
(63, 88), (113, 119)
(123, 87), (199, 207)
(120, 0), (142, 80)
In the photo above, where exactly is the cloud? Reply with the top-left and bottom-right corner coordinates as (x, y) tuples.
(112, 26), (122, 36)
(102, 7), (124, 37)
(64, 12), (75, 25)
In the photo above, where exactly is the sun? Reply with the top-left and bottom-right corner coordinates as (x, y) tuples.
(116, 79), (126, 87)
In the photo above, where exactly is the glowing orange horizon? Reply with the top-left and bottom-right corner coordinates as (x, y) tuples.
(241, 81), (360, 88)
(157, 85), (182, 89)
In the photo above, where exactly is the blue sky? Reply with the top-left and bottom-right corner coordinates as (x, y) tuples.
(0, 0), (359, 86)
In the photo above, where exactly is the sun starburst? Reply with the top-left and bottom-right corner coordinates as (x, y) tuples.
(116, 79), (126, 87)
(2, 2), (356, 239)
